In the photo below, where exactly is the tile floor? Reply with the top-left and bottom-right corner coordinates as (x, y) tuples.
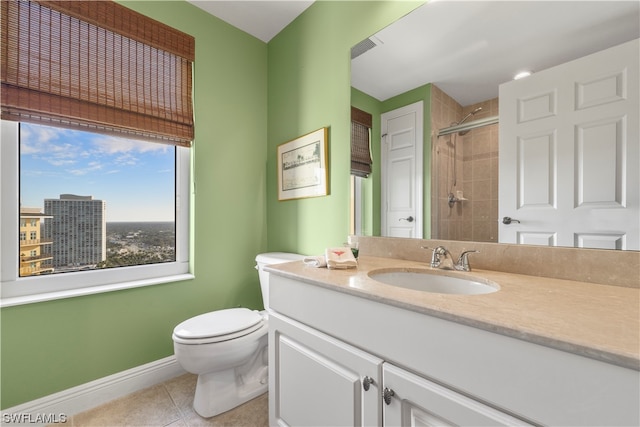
(61, 373), (268, 427)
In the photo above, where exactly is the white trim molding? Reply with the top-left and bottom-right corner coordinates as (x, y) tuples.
(1, 356), (185, 426)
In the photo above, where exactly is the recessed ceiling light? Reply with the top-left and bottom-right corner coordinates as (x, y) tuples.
(514, 71), (532, 80)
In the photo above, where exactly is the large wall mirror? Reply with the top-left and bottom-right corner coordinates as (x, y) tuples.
(351, 1), (639, 250)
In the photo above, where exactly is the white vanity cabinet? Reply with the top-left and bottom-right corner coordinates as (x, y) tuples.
(382, 363), (529, 426)
(270, 311), (529, 427)
(269, 312), (383, 426)
(268, 273), (640, 426)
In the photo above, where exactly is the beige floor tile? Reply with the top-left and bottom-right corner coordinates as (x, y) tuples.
(72, 384), (182, 427)
(181, 393), (268, 427)
(66, 373), (268, 427)
(163, 373), (198, 415)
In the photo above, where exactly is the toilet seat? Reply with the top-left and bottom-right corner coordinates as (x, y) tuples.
(172, 308), (265, 345)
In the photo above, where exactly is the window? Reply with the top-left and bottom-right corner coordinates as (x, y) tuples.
(1, 120), (191, 306)
(350, 107), (373, 235)
(350, 107), (373, 178)
(19, 122), (178, 275)
(1, 1), (195, 306)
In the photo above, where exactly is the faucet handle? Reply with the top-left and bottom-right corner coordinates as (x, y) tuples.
(457, 250), (479, 271)
(421, 246), (447, 268)
(422, 245), (447, 254)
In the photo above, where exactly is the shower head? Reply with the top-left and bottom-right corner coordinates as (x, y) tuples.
(458, 107), (483, 135)
(460, 107), (482, 125)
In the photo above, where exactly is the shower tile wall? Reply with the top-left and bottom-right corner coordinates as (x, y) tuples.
(430, 85), (499, 242)
(462, 99), (499, 243)
(431, 85), (463, 240)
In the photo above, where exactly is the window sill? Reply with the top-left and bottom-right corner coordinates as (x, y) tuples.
(0, 273), (195, 308)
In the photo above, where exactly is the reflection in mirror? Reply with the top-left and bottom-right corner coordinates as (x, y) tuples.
(351, 1), (639, 250)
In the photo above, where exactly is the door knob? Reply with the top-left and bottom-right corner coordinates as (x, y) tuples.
(399, 216), (414, 222)
(502, 216), (521, 225)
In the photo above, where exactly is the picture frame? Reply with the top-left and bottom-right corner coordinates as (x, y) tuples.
(277, 127), (329, 201)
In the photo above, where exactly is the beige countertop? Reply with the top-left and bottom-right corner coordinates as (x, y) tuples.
(267, 255), (640, 371)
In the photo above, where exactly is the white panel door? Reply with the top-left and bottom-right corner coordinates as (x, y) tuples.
(499, 39), (639, 249)
(381, 101), (423, 238)
(269, 313), (382, 427)
(382, 363), (531, 427)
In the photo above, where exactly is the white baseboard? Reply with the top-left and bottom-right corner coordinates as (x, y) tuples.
(1, 355), (186, 425)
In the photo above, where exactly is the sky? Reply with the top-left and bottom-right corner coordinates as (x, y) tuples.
(20, 123), (175, 222)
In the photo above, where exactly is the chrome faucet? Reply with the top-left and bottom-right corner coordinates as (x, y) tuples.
(423, 246), (478, 272)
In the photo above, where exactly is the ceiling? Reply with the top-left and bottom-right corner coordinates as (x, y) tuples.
(351, 1), (640, 105)
(187, 1), (639, 107)
(187, 0), (314, 42)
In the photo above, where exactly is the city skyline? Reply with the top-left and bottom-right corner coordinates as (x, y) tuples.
(20, 123), (175, 222)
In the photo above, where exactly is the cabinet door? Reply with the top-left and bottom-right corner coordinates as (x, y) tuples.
(269, 312), (383, 427)
(382, 363), (531, 426)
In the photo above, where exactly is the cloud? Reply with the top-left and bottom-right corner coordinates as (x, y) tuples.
(22, 124), (69, 143)
(91, 135), (170, 156)
(48, 159), (76, 167)
(21, 123), (172, 177)
(20, 124), (72, 155)
(114, 152), (139, 166)
(68, 161), (104, 176)
(22, 123), (169, 158)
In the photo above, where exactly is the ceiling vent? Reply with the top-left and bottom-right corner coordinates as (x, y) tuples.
(351, 37), (381, 60)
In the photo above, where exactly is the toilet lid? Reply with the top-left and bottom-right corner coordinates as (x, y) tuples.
(173, 308), (263, 340)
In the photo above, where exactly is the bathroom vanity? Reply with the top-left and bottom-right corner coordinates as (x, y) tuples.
(266, 255), (639, 426)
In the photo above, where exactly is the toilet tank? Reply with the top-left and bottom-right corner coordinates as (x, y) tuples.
(255, 252), (304, 309)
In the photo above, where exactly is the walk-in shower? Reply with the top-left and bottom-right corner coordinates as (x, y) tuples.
(431, 99), (501, 241)
(444, 107), (482, 207)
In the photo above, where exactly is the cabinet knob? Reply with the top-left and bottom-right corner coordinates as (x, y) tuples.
(383, 387), (395, 405)
(362, 376), (374, 391)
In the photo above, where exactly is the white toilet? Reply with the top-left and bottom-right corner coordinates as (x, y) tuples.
(172, 252), (304, 418)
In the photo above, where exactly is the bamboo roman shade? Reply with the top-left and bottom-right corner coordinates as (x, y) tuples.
(1, 0), (195, 146)
(351, 106), (373, 177)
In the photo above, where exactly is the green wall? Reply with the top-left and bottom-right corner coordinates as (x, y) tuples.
(266, 1), (423, 255)
(0, 0), (424, 409)
(1, 0), (269, 409)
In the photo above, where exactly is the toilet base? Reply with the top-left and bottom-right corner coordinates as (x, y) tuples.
(193, 368), (268, 418)
(192, 341), (269, 418)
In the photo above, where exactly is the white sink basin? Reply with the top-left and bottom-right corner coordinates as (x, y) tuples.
(369, 269), (498, 295)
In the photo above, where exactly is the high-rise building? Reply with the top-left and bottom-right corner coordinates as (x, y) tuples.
(44, 194), (106, 270)
(19, 207), (54, 276)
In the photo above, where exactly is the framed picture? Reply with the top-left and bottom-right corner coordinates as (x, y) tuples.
(277, 127), (329, 201)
